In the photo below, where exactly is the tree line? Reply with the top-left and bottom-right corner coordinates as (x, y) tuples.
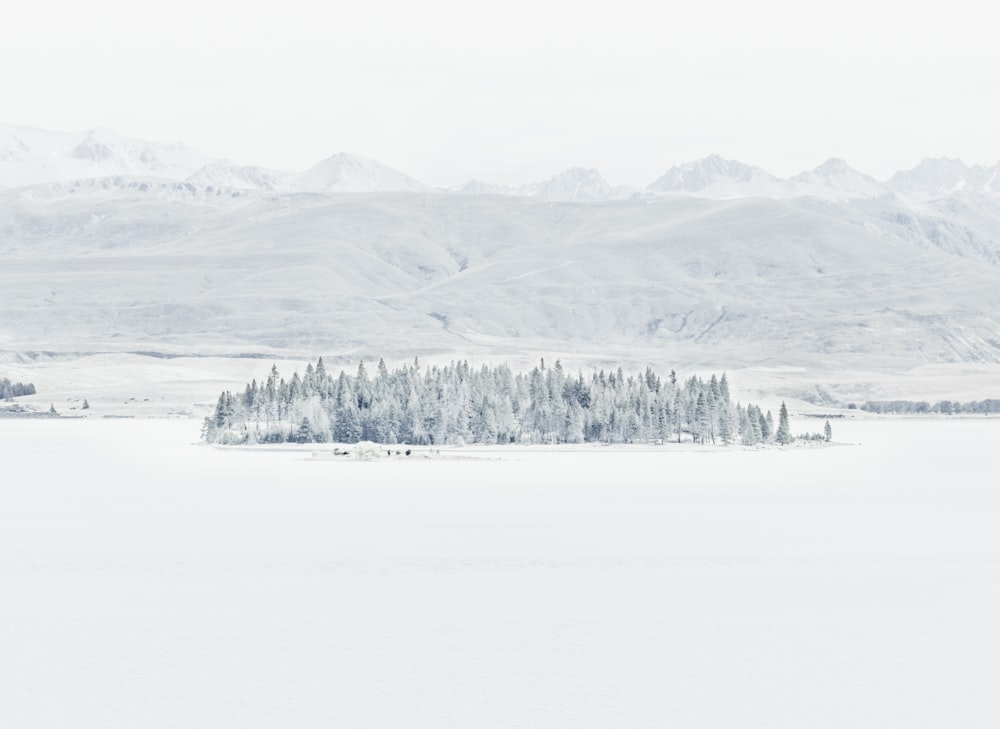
(202, 357), (805, 448)
(859, 399), (1000, 415)
(1, 378), (36, 399)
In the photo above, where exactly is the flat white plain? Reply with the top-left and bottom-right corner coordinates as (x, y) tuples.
(2, 416), (998, 728)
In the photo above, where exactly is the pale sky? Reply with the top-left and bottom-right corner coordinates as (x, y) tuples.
(3, 0), (998, 186)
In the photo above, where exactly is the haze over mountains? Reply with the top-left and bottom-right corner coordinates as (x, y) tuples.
(3, 123), (1000, 392)
(4, 123), (1000, 202)
(0, 125), (210, 188)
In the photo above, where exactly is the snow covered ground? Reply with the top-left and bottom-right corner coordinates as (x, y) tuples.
(2, 417), (998, 728)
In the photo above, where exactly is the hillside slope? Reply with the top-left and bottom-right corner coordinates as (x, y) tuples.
(2, 179), (1000, 371)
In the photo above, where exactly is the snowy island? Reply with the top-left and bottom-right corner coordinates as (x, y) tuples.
(202, 358), (819, 447)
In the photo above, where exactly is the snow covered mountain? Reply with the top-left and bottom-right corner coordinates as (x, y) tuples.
(296, 153), (431, 193)
(531, 167), (638, 202)
(186, 161), (295, 192)
(647, 154), (783, 198)
(0, 125), (433, 195)
(646, 155), (894, 202)
(788, 158), (888, 200)
(886, 158), (1000, 200)
(6, 124), (1000, 206)
(188, 153), (433, 194)
(0, 124), (210, 188)
(450, 168), (638, 202)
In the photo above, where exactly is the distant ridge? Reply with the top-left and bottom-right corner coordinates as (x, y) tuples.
(2, 123), (1000, 203)
(186, 161), (294, 192)
(0, 124), (210, 188)
(886, 158), (1000, 201)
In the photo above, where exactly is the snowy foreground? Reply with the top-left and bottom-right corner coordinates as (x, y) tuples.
(2, 417), (999, 728)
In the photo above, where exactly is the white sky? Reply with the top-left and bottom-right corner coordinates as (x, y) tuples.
(3, 0), (998, 186)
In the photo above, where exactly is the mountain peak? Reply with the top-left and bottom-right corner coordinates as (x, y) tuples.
(0, 124), (210, 188)
(316, 151), (373, 166)
(72, 130), (117, 162)
(795, 158), (872, 180)
(530, 167), (638, 202)
(787, 158), (885, 200)
(886, 157), (994, 200)
(648, 155), (778, 197)
(532, 167), (609, 202)
(813, 157), (852, 174)
(296, 153), (430, 193)
(560, 165), (599, 176)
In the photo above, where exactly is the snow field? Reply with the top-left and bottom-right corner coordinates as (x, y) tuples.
(1, 417), (999, 728)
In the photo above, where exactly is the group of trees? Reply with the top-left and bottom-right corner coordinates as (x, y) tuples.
(860, 399), (1000, 415)
(202, 357), (803, 448)
(1, 378), (36, 399)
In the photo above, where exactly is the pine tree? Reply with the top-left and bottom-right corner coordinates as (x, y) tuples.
(758, 412), (769, 442)
(738, 405), (757, 445)
(776, 402), (792, 445)
(82, 399), (90, 410)
(718, 405), (733, 445)
(694, 392), (709, 444)
(673, 392), (684, 443)
(336, 403), (363, 443)
(295, 417), (314, 443)
(824, 419), (833, 442)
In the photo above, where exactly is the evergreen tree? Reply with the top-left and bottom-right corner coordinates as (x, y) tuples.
(738, 404), (757, 445)
(824, 419), (833, 442)
(763, 411), (774, 442)
(694, 392), (709, 444)
(295, 417), (314, 443)
(672, 392), (684, 443)
(336, 402), (363, 443)
(776, 402), (792, 445)
(718, 405), (734, 445)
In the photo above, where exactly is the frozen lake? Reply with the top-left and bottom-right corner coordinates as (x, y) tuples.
(2, 417), (999, 728)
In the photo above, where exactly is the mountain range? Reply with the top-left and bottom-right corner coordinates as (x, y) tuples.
(3, 124), (1000, 203)
(2, 123), (1000, 398)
